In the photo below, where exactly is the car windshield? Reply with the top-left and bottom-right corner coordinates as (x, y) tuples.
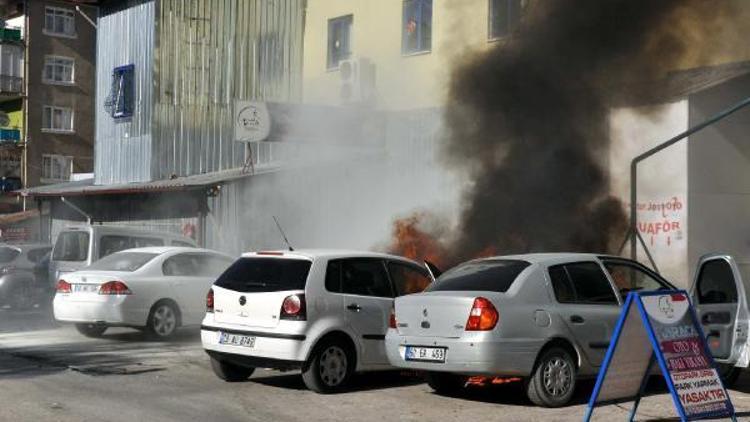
(0, 246), (20, 263)
(52, 231), (90, 262)
(86, 252), (159, 272)
(215, 257), (312, 293)
(427, 259), (530, 293)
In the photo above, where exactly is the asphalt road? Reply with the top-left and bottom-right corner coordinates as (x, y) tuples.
(2, 308), (750, 422)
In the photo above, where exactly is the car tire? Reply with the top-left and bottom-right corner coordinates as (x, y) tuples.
(526, 347), (577, 407)
(147, 301), (179, 339)
(424, 371), (467, 395)
(302, 338), (355, 394)
(209, 356), (255, 382)
(717, 363), (741, 388)
(75, 323), (108, 338)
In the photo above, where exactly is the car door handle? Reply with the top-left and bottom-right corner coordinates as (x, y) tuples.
(346, 304), (362, 312)
(570, 315), (585, 324)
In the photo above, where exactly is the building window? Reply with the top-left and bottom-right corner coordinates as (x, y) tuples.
(41, 154), (73, 182)
(104, 64), (134, 119)
(43, 56), (74, 84)
(327, 15), (353, 70)
(489, 0), (522, 40)
(44, 7), (76, 37)
(402, 0), (432, 55)
(42, 106), (74, 133)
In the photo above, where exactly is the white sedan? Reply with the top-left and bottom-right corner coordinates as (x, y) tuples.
(54, 247), (233, 339)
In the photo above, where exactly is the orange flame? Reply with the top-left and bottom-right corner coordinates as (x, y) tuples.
(387, 212), (450, 269)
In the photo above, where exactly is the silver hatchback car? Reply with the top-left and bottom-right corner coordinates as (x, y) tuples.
(385, 253), (677, 407)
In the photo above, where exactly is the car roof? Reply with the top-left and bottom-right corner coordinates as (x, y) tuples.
(241, 249), (420, 264)
(473, 252), (618, 265)
(113, 246), (228, 256)
(59, 225), (193, 240)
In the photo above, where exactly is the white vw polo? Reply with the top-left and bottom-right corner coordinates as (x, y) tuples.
(201, 250), (433, 393)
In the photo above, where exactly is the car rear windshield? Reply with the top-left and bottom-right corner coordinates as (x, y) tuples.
(86, 252), (159, 272)
(214, 257), (312, 293)
(53, 231), (90, 262)
(0, 247), (20, 263)
(427, 259), (530, 293)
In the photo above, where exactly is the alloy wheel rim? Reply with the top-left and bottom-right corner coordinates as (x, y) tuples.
(319, 346), (347, 387)
(542, 356), (572, 397)
(153, 305), (176, 336)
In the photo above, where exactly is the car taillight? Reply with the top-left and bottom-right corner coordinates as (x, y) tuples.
(56, 280), (71, 294)
(206, 288), (214, 313)
(280, 294), (306, 320)
(389, 305), (397, 329)
(465, 297), (498, 331)
(98, 281), (132, 295)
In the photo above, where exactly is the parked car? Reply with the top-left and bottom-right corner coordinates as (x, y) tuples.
(50, 225), (198, 289)
(385, 253), (681, 407)
(201, 250), (433, 393)
(0, 243), (52, 309)
(54, 247), (233, 339)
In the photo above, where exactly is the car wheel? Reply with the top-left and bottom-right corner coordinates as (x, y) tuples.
(717, 363), (741, 388)
(526, 347), (577, 407)
(75, 323), (108, 338)
(147, 302), (179, 339)
(302, 339), (355, 393)
(209, 355), (255, 382)
(424, 371), (467, 395)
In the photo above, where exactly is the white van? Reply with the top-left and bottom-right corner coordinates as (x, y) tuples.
(49, 225), (197, 288)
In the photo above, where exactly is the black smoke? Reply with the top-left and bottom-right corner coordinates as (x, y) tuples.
(442, 0), (729, 259)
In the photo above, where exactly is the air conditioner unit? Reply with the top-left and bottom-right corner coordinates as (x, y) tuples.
(339, 57), (376, 104)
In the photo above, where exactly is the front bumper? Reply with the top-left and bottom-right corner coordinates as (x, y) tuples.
(385, 330), (543, 377)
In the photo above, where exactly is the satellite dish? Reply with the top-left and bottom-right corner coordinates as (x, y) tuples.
(0, 112), (9, 127)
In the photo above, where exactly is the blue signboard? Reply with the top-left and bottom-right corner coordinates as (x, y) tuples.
(584, 291), (736, 421)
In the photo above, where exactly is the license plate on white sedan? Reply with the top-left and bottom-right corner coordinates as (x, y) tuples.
(405, 346), (446, 363)
(218, 332), (256, 348)
(72, 284), (99, 293)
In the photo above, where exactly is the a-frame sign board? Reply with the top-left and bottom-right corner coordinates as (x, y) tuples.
(584, 291), (736, 421)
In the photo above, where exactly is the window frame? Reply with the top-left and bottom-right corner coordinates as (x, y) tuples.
(696, 258), (739, 305)
(600, 258), (675, 295)
(488, 0), (522, 41)
(325, 258), (395, 298)
(40, 154), (73, 183)
(42, 55), (75, 85)
(401, 0), (433, 55)
(41, 105), (75, 133)
(326, 14), (353, 70)
(548, 261), (621, 306)
(43, 6), (77, 38)
(386, 259), (432, 296)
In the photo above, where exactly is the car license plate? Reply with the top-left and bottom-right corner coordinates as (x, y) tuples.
(218, 332), (256, 348)
(405, 346), (446, 363)
(72, 284), (99, 293)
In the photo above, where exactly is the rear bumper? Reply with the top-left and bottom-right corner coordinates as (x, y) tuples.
(385, 330), (542, 376)
(206, 350), (304, 371)
(201, 323), (309, 365)
(53, 294), (143, 326)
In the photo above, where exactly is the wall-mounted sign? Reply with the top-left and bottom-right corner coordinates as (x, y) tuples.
(234, 101), (271, 143)
(584, 291), (736, 421)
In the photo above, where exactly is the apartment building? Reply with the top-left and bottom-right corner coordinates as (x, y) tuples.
(0, 0), (97, 192)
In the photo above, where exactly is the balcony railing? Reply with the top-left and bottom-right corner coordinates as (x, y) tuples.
(0, 75), (22, 95)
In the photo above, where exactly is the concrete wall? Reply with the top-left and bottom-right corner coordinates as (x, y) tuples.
(609, 101), (689, 286)
(687, 74), (750, 282)
(303, 0), (499, 110)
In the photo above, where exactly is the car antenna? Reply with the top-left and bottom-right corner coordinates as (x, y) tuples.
(273, 216), (294, 251)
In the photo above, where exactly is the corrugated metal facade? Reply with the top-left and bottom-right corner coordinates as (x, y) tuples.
(95, 0), (305, 185)
(95, 0), (156, 185)
(152, 0), (305, 180)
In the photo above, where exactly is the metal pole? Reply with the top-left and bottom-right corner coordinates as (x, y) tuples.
(630, 96), (750, 261)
